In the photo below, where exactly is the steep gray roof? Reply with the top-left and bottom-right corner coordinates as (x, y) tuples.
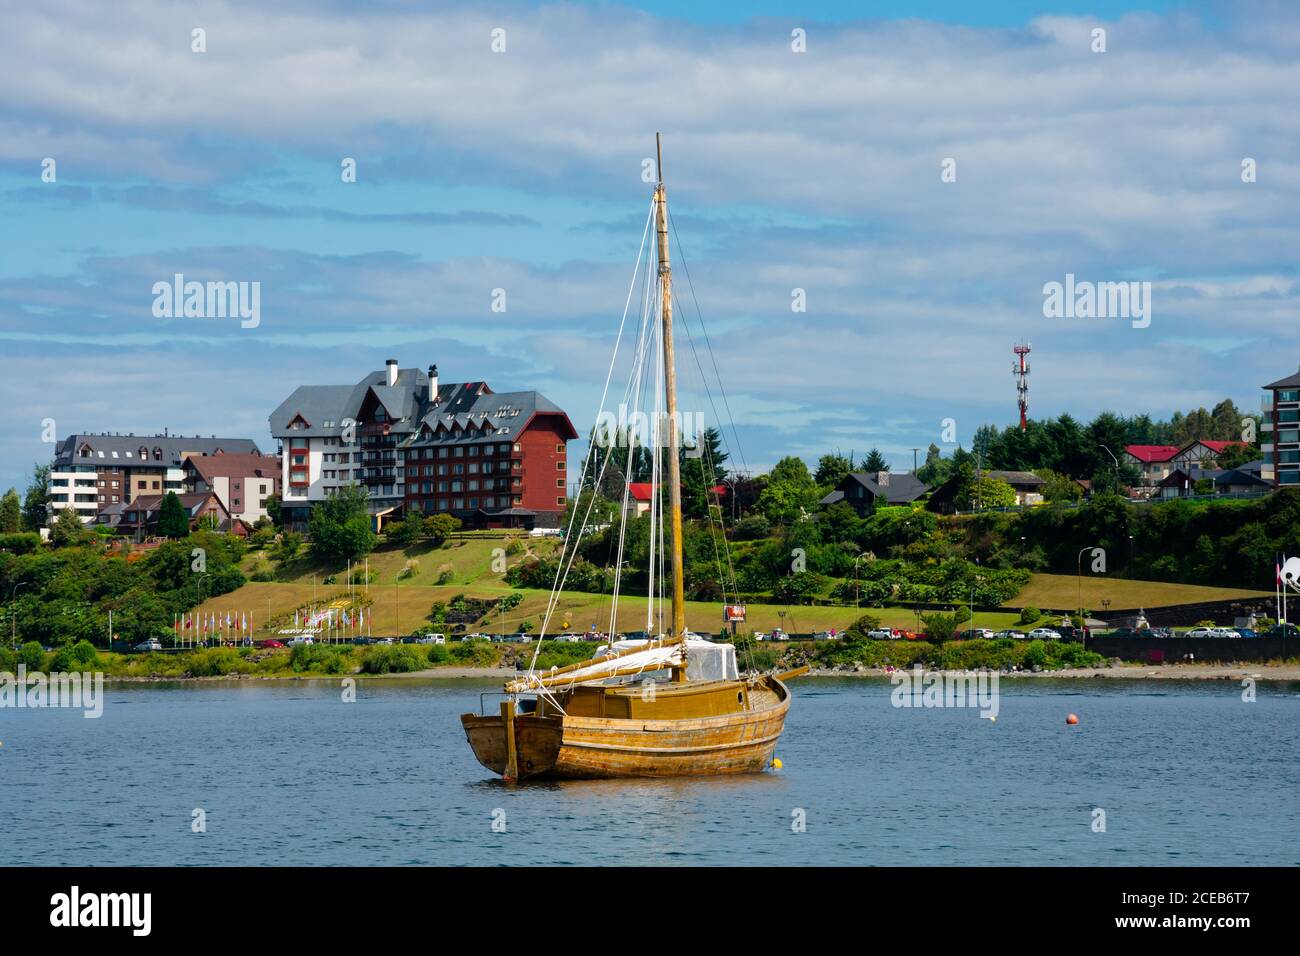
(1264, 367), (1300, 389)
(54, 433), (260, 467)
(834, 471), (929, 505)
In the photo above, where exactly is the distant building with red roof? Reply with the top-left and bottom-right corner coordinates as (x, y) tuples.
(625, 482), (726, 517)
(1125, 440), (1251, 487)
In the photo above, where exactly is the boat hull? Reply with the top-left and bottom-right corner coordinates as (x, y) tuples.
(461, 678), (790, 780)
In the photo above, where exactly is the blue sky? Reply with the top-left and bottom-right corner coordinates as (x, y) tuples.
(0, 0), (1297, 494)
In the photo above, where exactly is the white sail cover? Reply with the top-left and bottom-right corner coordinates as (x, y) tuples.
(506, 639), (737, 694)
(599, 639), (738, 683)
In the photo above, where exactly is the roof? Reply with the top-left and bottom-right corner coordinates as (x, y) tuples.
(1125, 444), (1181, 463)
(628, 482), (726, 502)
(983, 470), (1045, 487)
(1264, 368), (1300, 390)
(269, 366), (576, 445)
(1215, 468), (1270, 487)
(829, 471), (929, 505)
(54, 434), (261, 467)
(1186, 440), (1249, 453)
(184, 453), (280, 483)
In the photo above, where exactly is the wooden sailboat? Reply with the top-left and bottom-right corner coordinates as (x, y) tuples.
(461, 136), (806, 780)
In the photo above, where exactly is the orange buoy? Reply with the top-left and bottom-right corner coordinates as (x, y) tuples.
(1066, 713), (1079, 725)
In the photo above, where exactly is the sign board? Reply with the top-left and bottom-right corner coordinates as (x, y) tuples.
(723, 605), (747, 623)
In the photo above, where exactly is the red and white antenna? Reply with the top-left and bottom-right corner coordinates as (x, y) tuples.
(1013, 343), (1031, 431)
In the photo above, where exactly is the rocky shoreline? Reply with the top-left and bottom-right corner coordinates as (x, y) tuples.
(94, 662), (1300, 683)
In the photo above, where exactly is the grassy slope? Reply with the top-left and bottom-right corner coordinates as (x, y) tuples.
(198, 539), (1269, 638)
(1010, 573), (1271, 611)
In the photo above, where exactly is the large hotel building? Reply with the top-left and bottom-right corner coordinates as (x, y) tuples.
(1262, 365), (1300, 487)
(48, 432), (264, 523)
(269, 361), (576, 530)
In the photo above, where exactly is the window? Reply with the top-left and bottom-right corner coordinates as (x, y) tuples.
(556, 461), (565, 471)
(1279, 389), (1300, 403)
(513, 443), (521, 453)
(439, 448), (449, 458)
(556, 444), (565, 453)
(556, 496), (565, 506)
(454, 447), (464, 457)
(469, 462), (479, 474)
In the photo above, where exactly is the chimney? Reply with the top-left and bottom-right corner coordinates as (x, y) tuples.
(386, 358), (398, 387)
(428, 364), (439, 403)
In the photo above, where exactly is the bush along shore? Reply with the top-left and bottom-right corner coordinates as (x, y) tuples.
(0, 637), (602, 681)
(5, 634), (1294, 683)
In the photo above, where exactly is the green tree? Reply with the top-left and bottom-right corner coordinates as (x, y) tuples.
(424, 513), (461, 546)
(680, 427), (728, 520)
(814, 453), (853, 490)
(50, 507), (88, 547)
(21, 463), (50, 532)
(156, 491), (190, 539)
(390, 511), (425, 546)
(308, 485), (376, 564)
(1037, 469), (1083, 503)
(860, 448), (888, 472)
(0, 488), (21, 533)
(757, 456), (821, 525)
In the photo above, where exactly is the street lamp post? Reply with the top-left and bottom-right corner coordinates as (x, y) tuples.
(11, 582), (29, 649)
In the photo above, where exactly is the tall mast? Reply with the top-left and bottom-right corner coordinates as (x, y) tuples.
(654, 133), (688, 664)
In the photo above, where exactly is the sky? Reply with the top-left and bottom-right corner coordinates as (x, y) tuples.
(0, 0), (1297, 493)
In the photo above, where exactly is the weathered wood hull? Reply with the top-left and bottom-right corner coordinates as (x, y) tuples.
(461, 678), (791, 780)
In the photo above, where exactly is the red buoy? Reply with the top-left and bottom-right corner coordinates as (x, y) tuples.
(1066, 713), (1079, 725)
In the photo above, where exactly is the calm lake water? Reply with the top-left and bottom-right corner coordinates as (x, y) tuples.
(2, 676), (1298, 866)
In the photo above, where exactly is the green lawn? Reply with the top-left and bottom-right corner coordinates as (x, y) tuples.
(1009, 573), (1271, 611)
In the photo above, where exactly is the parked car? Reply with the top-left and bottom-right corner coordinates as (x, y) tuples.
(1028, 627), (1061, 640)
(1234, 628), (1259, 639)
(812, 630), (839, 641)
(260, 640), (286, 649)
(416, 633), (447, 645)
(993, 629), (1027, 640)
(287, 635), (315, 646)
(957, 628), (996, 640)
(868, 628), (898, 640)
(555, 633), (583, 643)
(1055, 625), (1091, 642)
(133, 639), (163, 652)
(351, 636), (374, 646)
(768, 628), (788, 642)
(374, 637), (395, 645)
(1262, 623), (1300, 638)
(1184, 626), (1238, 638)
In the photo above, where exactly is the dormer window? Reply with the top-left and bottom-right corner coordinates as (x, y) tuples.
(138, 446), (149, 460)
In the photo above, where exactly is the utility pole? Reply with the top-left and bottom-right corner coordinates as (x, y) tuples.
(911, 448), (920, 473)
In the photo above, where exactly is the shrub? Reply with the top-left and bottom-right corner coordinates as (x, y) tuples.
(186, 648), (250, 677)
(426, 644), (450, 665)
(289, 644), (350, 674)
(449, 639), (498, 667)
(71, 640), (98, 665)
(359, 645), (429, 674)
(1018, 606), (1040, 626)
(1024, 640), (1048, 669)
(19, 641), (44, 670)
(49, 647), (78, 672)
